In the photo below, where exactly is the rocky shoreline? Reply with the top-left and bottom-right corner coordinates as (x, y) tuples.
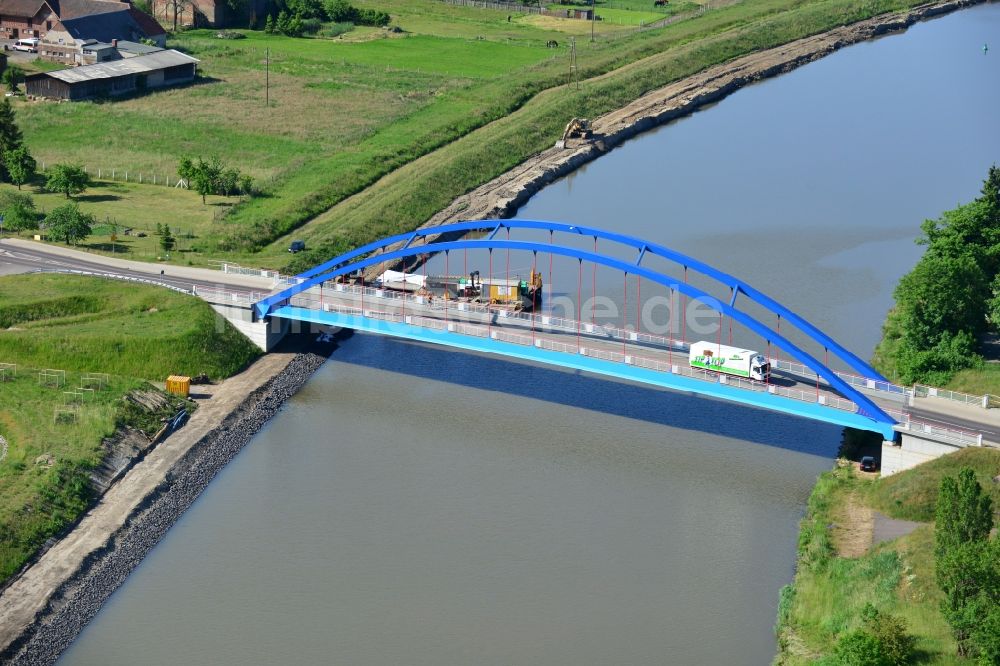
(3, 349), (330, 665)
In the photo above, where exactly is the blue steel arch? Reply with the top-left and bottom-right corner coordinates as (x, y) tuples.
(282, 219), (886, 382)
(256, 222), (896, 434)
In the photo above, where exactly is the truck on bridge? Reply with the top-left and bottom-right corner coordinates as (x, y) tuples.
(690, 342), (771, 382)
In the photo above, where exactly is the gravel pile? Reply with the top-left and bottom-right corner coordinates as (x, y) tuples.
(5, 350), (328, 666)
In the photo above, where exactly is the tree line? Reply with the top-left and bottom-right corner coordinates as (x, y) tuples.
(264, 0), (390, 37)
(874, 166), (1000, 385)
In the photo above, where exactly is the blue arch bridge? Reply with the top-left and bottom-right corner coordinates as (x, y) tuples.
(255, 220), (913, 442)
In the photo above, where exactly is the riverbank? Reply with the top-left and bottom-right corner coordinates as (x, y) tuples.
(774, 445), (1000, 664)
(416, 0), (986, 231)
(0, 337), (335, 665)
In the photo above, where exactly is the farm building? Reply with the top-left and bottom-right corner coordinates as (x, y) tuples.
(25, 49), (198, 100)
(0, 0), (165, 60)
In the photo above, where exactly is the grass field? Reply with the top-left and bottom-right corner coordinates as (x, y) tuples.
(0, 273), (260, 582)
(0, 274), (260, 378)
(774, 448), (1000, 665)
(0, 180), (234, 260)
(12, 0), (937, 272)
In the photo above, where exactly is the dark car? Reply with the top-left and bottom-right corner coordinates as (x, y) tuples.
(289, 240), (306, 253)
(859, 456), (877, 472)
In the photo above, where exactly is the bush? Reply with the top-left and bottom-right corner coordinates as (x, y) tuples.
(834, 630), (889, 666)
(318, 21), (353, 38)
(300, 17), (324, 35)
(355, 7), (390, 26)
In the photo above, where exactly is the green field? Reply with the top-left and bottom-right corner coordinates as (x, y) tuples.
(0, 180), (234, 261)
(0, 274), (261, 581)
(775, 447), (1000, 665)
(11, 0), (938, 272)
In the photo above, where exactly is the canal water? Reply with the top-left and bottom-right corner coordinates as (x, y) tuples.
(60, 6), (999, 665)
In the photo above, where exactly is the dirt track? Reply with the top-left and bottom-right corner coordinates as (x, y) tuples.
(422, 0), (985, 229)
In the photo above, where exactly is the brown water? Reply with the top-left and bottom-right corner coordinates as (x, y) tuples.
(59, 6), (1000, 665)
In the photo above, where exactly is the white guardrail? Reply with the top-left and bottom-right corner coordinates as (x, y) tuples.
(35, 269), (193, 294)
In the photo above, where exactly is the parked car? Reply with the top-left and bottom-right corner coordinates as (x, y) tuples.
(859, 456), (877, 472)
(13, 38), (39, 53)
(289, 240), (305, 253)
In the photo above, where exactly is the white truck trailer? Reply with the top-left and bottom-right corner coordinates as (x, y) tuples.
(689, 341), (771, 381)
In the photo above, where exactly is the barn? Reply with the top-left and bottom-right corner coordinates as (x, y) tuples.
(25, 49), (199, 101)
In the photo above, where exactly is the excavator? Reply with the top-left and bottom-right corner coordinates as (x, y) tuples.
(555, 118), (592, 148)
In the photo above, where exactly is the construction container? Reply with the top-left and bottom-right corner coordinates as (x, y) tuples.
(166, 375), (191, 398)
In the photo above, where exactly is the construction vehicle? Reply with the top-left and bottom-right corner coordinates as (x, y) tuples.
(555, 118), (592, 148)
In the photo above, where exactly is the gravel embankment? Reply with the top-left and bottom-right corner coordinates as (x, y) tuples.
(5, 350), (329, 666)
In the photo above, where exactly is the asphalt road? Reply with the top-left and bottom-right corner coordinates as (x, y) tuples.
(0, 240), (264, 295)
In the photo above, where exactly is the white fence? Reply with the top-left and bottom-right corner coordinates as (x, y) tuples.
(37, 161), (185, 189)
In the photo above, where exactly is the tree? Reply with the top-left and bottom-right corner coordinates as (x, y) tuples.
(191, 156), (222, 204)
(159, 224), (176, 254)
(219, 168), (239, 197)
(264, 13), (275, 33)
(2, 65), (23, 93)
(324, 0), (354, 21)
(238, 173), (254, 199)
(0, 97), (21, 154)
(895, 253), (988, 348)
(4, 145), (35, 189)
(935, 468), (994, 557)
(46, 164), (90, 199)
(935, 468), (996, 658)
(44, 202), (94, 244)
(0, 191), (37, 234)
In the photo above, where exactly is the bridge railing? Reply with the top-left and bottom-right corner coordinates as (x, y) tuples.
(912, 384), (989, 409)
(211, 262), (283, 283)
(771, 358), (909, 397)
(293, 299), (882, 420)
(192, 285), (265, 306)
(280, 286), (994, 432)
(302, 283), (932, 397)
(895, 418), (983, 447)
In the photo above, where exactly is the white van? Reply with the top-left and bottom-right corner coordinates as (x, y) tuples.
(13, 38), (39, 53)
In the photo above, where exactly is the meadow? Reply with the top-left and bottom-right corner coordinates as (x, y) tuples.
(0, 273), (261, 582)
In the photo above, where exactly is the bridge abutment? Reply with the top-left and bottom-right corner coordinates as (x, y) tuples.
(880, 433), (971, 476)
(209, 303), (290, 352)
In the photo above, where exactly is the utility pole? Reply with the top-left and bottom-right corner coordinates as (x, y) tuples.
(265, 47), (270, 107)
(591, 0), (595, 42)
(570, 38), (579, 90)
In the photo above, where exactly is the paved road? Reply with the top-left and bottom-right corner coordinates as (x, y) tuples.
(0, 239), (270, 295)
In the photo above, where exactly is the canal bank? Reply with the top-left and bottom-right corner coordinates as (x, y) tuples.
(421, 0), (987, 229)
(0, 338), (335, 665)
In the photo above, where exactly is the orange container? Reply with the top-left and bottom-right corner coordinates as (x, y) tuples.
(166, 375), (191, 398)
